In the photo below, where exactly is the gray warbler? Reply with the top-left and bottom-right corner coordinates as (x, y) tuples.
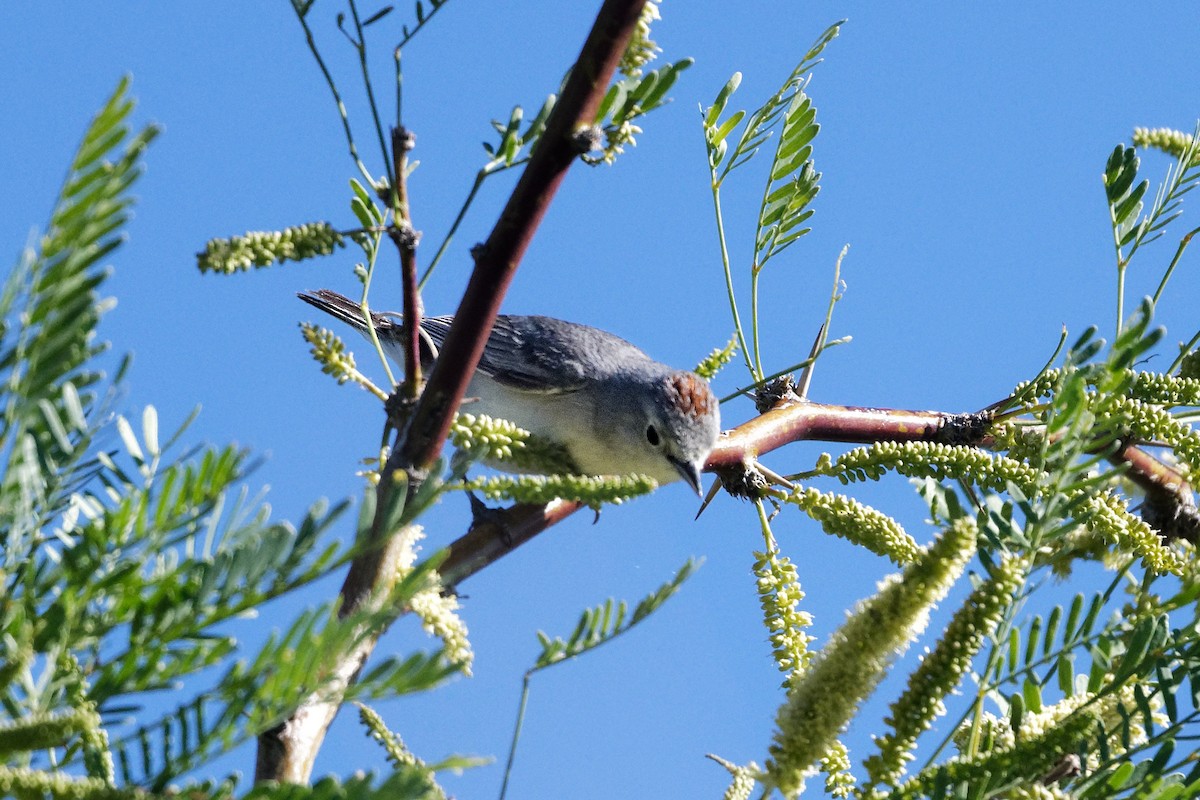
(299, 289), (720, 493)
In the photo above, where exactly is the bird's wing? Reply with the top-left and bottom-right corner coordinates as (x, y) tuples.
(419, 315), (632, 394)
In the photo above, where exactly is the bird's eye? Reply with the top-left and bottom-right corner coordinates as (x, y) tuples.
(645, 424), (661, 447)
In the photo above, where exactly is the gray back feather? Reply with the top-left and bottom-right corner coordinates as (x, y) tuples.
(419, 314), (656, 393)
(300, 289), (661, 394)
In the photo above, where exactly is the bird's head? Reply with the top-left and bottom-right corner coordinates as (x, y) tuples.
(636, 371), (721, 494)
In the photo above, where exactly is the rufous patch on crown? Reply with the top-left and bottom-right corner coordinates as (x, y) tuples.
(667, 372), (715, 419)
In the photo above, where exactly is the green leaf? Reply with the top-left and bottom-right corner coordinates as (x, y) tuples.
(1009, 689), (1025, 734)
(1114, 616), (1160, 682)
(717, 21), (840, 182)
(1021, 676), (1042, 713)
(704, 73), (742, 129)
(1056, 653), (1075, 695)
(1114, 179), (1149, 223)
(709, 110), (745, 146)
(1107, 761), (1135, 789)
(1105, 146), (1139, 201)
(363, 6), (394, 25)
(36, 399), (73, 454)
(641, 59), (691, 110)
(531, 559), (699, 671)
(1043, 605), (1062, 657)
(141, 405), (160, 458)
(1025, 615), (1042, 665)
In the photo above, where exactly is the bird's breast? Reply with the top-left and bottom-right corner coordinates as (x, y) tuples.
(462, 375), (639, 476)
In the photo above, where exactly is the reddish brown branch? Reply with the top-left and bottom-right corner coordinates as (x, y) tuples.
(438, 399), (1197, 587)
(399, 0), (647, 471)
(255, 0), (649, 784)
(442, 499), (585, 588)
(707, 402), (954, 465)
(1116, 443), (1199, 542)
(1117, 443), (1189, 497)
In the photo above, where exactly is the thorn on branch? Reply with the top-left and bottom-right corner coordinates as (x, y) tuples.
(388, 220), (421, 250)
(1139, 484), (1200, 543)
(467, 493), (516, 548)
(934, 412), (993, 447)
(392, 125), (417, 154)
(385, 387), (420, 431)
(470, 241), (489, 262)
(755, 375), (803, 413)
(715, 463), (771, 500)
(571, 124), (605, 155)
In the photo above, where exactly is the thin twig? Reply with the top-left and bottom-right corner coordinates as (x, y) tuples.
(709, 176), (757, 379)
(290, 8), (375, 186)
(419, 164), (528, 291)
(1152, 225), (1200, 307)
(498, 672), (532, 800)
(346, 0), (396, 196)
(391, 126), (423, 397)
(420, 169), (489, 291)
(396, 0), (452, 51)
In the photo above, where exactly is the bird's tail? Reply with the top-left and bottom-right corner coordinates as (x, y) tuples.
(298, 289), (395, 335)
(298, 289), (441, 366)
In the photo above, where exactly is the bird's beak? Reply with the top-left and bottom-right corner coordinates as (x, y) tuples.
(669, 455), (704, 496)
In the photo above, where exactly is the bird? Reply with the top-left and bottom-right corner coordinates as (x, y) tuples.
(298, 289), (720, 493)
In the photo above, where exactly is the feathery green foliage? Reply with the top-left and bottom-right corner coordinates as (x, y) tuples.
(702, 20), (842, 380)
(1, 76), (153, 536)
(589, 57), (693, 165)
(531, 558), (699, 670)
(1104, 130), (1200, 332)
(703, 21), (840, 182)
(1, 78), (470, 799)
(694, 87), (1200, 795)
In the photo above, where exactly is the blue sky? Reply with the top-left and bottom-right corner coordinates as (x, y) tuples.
(3, 3), (1200, 798)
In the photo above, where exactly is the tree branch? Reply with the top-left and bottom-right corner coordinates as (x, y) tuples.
(439, 399), (1196, 589)
(399, 0), (645, 471)
(254, 0), (649, 784)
